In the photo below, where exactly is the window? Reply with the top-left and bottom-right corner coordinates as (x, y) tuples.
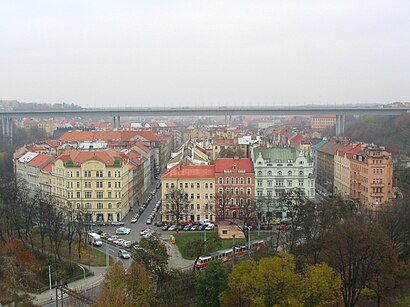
(197, 194), (200, 199)
(96, 181), (103, 188)
(299, 180), (304, 187)
(77, 191), (80, 198)
(257, 180), (263, 187)
(235, 178), (239, 184)
(288, 170), (292, 176)
(257, 190), (263, 196)
(205, 193), (208, 199)
(287, 180), (292, 187)
(205, 183), (208, 188)
(108, 182), (112, 188)
(210, 193), (213, 199)
(218, 188), (223, 194)
(197, 183), (200, 188)
(218, 178), (223, 184)
(267, 171), (272, 176)
(76, 171), (80, 177)
(96, 192), (104, 198)
(197, 215), (200, 221)
(191, 193), (194, 199)
(108, 203), (112, 209)
(210, 183), (213, 188)
(84, 191), (92, 198)
(247, 188), (251, 195)
(180, 183), (183, 189)
(226, 178), (230, 184)
(185, 183), (188, 188)
(97, 203), (103, 209)
(257, 171), (263, 176)
(191, 204), (194, 210)
(191, 183), (194, 188)
(108, 171), (111, 177)
(240, 178), (244, 184)
(76, 181), (80, 188)
(247, 178), (251, 184)
(166, 183), (169, 188)
(85, 203), (91, 209)
(84, 171), (91, 177)
(96, 171), (103, 177)
(76, 203), (81, 209)
(276, 180), (284, 186)
(299, 170), (304, 176)
(108, 192), (112, 198)
(278, 171), (282, 176)
(267, 180), (272, 187)
(85, 181), (91, 188)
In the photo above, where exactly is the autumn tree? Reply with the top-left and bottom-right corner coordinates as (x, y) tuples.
(184, 235), (222, 270)
(324, 217), (395, 307)
(195, 261), (228, 307)
(94, 262), (155, 307)
(132, 237), (169, 282)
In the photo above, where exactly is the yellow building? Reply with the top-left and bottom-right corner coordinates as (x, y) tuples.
(161, 164), (216, 223)
(52, 149), (131, 222)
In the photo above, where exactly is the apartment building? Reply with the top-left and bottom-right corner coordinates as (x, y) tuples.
(161, 165), (216, 223)
(311, 115), (336, 130)
(350, 146), (393, 210)
(252, 147), (315, 220)
(334, 144), (363, 198)
(215, 158), (255, 221)
(52, 149), (131, 222)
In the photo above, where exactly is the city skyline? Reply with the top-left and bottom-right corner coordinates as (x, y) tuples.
(1, 0), (410, 107)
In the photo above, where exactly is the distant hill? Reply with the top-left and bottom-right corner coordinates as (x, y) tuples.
(0, 100), (82, 111)
(344, 113), (410, 155)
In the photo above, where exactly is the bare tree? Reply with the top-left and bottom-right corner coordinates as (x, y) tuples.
(164, 187), (190, 232)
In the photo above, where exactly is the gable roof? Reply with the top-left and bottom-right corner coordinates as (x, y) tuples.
(162, 165), (215, 179)
(215, 158), (254, 173)
(56, 149), (126, 167)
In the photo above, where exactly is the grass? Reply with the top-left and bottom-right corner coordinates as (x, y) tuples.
(30, 227), (112, 266)
(174, 230), (273, 259)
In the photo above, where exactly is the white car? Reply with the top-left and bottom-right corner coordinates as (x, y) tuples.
(205, 224), (215, 231)
(107, 235), (119, 242)
(168, 225), (177, 231)
(118, 249), (131, 259)
(93, 239), (103, 247)
(131, 217), (137, 223)
(122, 240), (132, 248)
(116, 227), (131, 235)
(140, 228), (153, 236)
(146, 218), (152, 225)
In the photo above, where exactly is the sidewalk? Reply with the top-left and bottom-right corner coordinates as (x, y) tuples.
(30, 266), (108, 306)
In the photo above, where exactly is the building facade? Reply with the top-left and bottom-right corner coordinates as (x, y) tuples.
(51, 149), (131, 222)
(350, 146), (393, 210)
(252, 148), (315, 220)
(161, 165), (216, 223)
(215, 158), (255, 221)
(311, 115), (336, 130)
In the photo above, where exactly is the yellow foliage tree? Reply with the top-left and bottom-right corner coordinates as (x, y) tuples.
(223, 254), (341, 307)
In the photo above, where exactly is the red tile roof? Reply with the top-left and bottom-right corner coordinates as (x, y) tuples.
(42, 161), (53, 172)
(43, 140), (60, 147)
(56, 149), (126, 166)
(58, 130), (159, 142)
(215, 158), (254, 173)
(162, 165), (215, 179)
(28, 154), (53, 167)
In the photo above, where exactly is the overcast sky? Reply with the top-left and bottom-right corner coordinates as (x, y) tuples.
(1, 0), (409, 107)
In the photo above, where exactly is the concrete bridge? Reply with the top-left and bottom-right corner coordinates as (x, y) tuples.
(1, 105), (409, 141)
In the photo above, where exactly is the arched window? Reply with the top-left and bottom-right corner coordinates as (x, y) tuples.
(288, 170), (292, 176)
(267, 171), (272, 176)
(278, 171), (282, 176)
(232, 211), (237, 219)
(257, 171), (263, 176)
(299, 170), (304, 176)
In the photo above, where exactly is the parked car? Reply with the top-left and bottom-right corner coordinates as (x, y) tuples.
(151, 189), (156, 196)
(116, 227), (131, 235)
(168, 225), (177, 231)
(118, 249), (131, 259)
(205, 224), (215, 231)
(116, 238), (125, 246)
(190, 225), (198, 231)
(271, 218), (281, 225)
(93, 239), (103, 247)
(131, 217), (137, 223)
(111, 221), (125, 226)
(146, 218), (152, 225)
(142, 202), (148, 208)
(155, 221), (163, 227)
(134, 213), (140, 219)
(96, 221), (109, 226)
(162, 224), (170, 231)
(197, 224), (207, 231)
(112, 238), (121, 245)
(183, 225), (191, 231)
(122, 240), (132, 248)
(276, 224), (286, 231)
(107, 235), (118, 242)
(156, 182), (161, 189)
(100, 232), (109, 239)
(140, 228), (154, 236)
(91, 228), (103, 235)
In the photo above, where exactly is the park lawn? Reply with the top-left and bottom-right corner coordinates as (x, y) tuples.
(31, 227), (112, 266)
(174, 230), (273, 259)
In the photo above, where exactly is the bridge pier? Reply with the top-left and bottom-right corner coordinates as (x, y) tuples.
(112, 116), (121, 130)
(1, 117), (13, 143)
(335, 114), (345, 137)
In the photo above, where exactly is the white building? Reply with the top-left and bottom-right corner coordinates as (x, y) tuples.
(251, 147), (315, 220)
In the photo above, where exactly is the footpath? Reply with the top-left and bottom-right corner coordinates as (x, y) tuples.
(30, 265), (107, 306)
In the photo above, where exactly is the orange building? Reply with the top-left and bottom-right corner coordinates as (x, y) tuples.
(350, 146), (393, 210)
(311, 115), (336, 130)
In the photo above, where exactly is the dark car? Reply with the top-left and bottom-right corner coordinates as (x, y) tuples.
(162, 224), (170, 231)
(96, 221), (108, 226)
(197, 224), (207, 231)
(156, 182), (161, 189)
(111, 221), (125, 226)
(91, 228), (103, 235)
(155, 221), (164, 227)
